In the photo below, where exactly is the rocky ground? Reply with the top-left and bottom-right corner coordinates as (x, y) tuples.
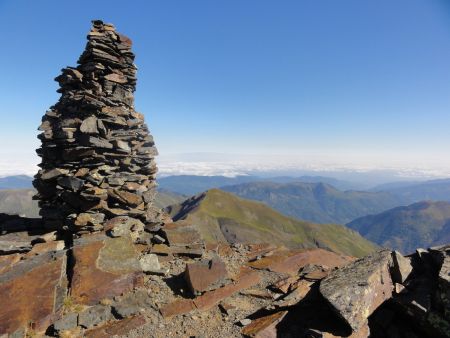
(0, 213), (449, 337)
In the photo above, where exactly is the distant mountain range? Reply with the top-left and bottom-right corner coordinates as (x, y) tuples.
(347, 200), (450, 254)
(167, 189), (378, 257)
(222, 181), (406, 224)
(157, 175), (360, 195)
(0, 175), (33, 189)
(372, 179), (450, 203)
(3, 174), (450, 204)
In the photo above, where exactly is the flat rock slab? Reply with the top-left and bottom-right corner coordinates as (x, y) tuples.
(185, 257), (228, 293)
(249, 248), (353, 275)
(242, 310), (287, 337)
(85, 315), (146, 338)
(319, 250), (394, 331)
(269, 249), (353, 275)
(194, 271), (261, 311)
(163, 221), (203, 246)
(160, 271), (261, 318)
(160, 299), (196, 318)
(0, 250), (67, 335)
(71, 233), (143, 305)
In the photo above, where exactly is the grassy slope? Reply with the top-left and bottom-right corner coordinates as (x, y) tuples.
(347, 200), (450, 254)
(169, 189), (379, 257)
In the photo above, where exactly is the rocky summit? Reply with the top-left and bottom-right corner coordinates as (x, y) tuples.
(0, 20), (449, 338)
(33, 20), (161, 233)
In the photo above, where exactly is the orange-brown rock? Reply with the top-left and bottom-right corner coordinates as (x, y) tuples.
(160, 299), (196, 318)
(0, 251), (67, 335)
(242, 310), (287, 338)
(270, 276), (299, 294)
(194, 271), (261, 311)
(274, 280), (313, 307)
(163, 221), (203, 246)
(70, 234), (143, 305)
(0, 253), (21, 274)
(240, 288), (273, 299)
(303, 268), (330, 281)
(85, 315), (146, 338)
(246, 243), (277, 261)
(267, 249), (353, 275)
(26, 240), (65, 256)
(185, 257), (228, 294)
(151, 243), (203, 258)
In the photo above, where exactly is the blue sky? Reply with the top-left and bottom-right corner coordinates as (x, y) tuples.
(0, 0), (449, 176)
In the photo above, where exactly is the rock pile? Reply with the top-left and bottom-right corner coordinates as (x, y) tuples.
(33, 20), (161, 233)
(1, 211), (450, 337)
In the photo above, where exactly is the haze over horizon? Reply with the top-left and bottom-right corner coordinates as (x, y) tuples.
(1, 0), (449, 179)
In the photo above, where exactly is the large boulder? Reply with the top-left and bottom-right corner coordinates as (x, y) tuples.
(320, 250), (394, 331)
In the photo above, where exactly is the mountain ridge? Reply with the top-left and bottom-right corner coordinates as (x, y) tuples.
(222, 181), (406, 224)
(167, 188), (379, 257)
(347, 200), (450, 254)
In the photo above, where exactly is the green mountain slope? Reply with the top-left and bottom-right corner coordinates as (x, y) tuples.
(0, 188), (184, 217)
(347, 201), (450, 254)
(222, 181), (405, 224)
(167, 189), (379, 257)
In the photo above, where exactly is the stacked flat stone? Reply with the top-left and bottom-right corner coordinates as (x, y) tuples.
(33, 20), (162, 233)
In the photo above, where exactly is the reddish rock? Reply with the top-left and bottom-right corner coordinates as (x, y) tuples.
(0, 251), (67, 335)
(270, 276), (299, 294)
(185, 257), (228, 294)
(246, 243), (277, 261)
(71, 234), (143, 305)
(163, 221), (203, 246)
(0, 253), (21, 274)
(194, 271), (261, 311)
(268, 249), (353, 275)
(303, 268), (330, 281)
(217, 243), (234, 257)
(247, 250), (290, 270)
(152, 243), (203, 258)
(242, 311), (287, 337)
(274, 280), (313, 307)
(85, 315), (146, 338)
(219, 302), (236, 315)
(240, 288), (273, 299)
(160, 299), (195, 318)
(26, 240), (65, 256)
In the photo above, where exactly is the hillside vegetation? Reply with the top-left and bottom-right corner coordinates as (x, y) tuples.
(347, 200), (450, 254)
(167, 189), (379, 257)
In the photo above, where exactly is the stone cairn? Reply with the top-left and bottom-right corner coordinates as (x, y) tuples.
(33, 20), (162, 233)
